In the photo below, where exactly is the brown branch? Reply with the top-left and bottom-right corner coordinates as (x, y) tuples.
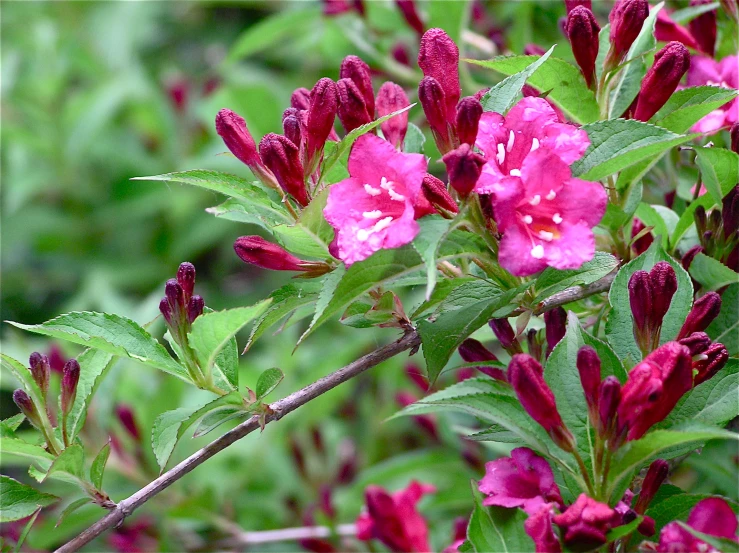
(533, 270), (617, 315)
(55, 330), (421, 553)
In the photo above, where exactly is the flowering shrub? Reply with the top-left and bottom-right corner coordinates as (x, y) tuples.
(2, 1), (738, 552)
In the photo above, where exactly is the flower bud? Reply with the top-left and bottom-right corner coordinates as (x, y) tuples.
(655, 10), (699, 49)
(634, 42), (691, 122)
(458, 339), (506, 381)
(165, 279), (185, 322)
(29, 352), (50, 399)
(283, 110), (303, 149)
(61, 359), (81, 416)
(648, 262), (677, 325)
(682, 245), (704, 272)
(337, 78), (373, 133)
(693, 342), (729, 385)
(418, 28), (460, 123)
(489, 318), (521, 353)
(234, 236), (309, 272)
(508, 354), (575, 451)
(722, 185), (739, 239)
(629, 270), (653, 354)
(115, 405), (141, 442)
(544, 307), (567, 354)
(420, 174), (459, 214)
(418, 76), (453, 153)
(598, 376), (621, 437)
(177, 262), (196, 301)
(159, 297), (173, 325)
(638, 516), (656, 537)
(340, 55), (375, 117)
(215, 109), (276, 187)
(13, 389), (40, 426)
(678, 332), (712, 356)
(635, 459), (669, 514)
(566, 0), (592, 13)
(442, 144), (485, 198)
(395, 0), (425, 35)
(731, 122), (739, 154)
(524, 44), (547, 56)
(187, 295), (204, 324)
(609, 0), (649, 63)
(376, 82), (410, 150)
(405, 364), (429, 392)
(566, 6), (600, 87)
(259, 133), (309, 207)
(526, 329), (544, 362)
(688, 0), (717, 56)
(678, 292), (722, 339)
(455, 96), (483, 146)
(577, 346), (601, 416)
(631, 218), (654, 256)
(291, 87), (311, 111)
(306, 78), (338, 170)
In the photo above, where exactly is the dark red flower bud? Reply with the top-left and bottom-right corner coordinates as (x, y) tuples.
(722, 185), (739, 239)
(420, 174), (459, 214)
(655, 10), (699, 49)
(635, 459), (669, 513)
(340, 55), (375, 117)
(376, 82), (410, 150)
(634, 42), (691, 122)
(648, 262), (677, 325)
(629, 270), (653, 353)
(693, 342), (729, 385)
(13, 389), (40, 426)
(337, 78), (372, 133)
(283, 110), (303, 149)
(598, 376), (621, 437)
(176, 262), (196, 301)
(187, 295), (204, 324)
(689, 0), (717, 56)
(418, 76), (453, 153)
(526, 329), (544, 362)
(524, 44), (547, 56)
(544, 307), (567, 354)
(508, 354), (575, 451)
(455, 96), (483, 146)
(566, 0), (592, 13)
(391, 42), (412, 66)
(353, 0), (366, 16)
(731, 123), (739, 154)
(291, 87), (311, 110)
(678, 331), (712, 356)
(474, 87), (490, 101)
(159, 297), (173, 325)
(566, 7), (601, 87)
(577, 346), (602, 416)
(165, 279), (185, 321)
(489, 318), (521, 352)
(395, 0), (425, 35)
(61, 359), (81, 416)
(306, 78), (338, 169)
(458, 339), (506, 381)
(215, 109), (275, 186)
(442, 144), (485, 197)
(115, 405), (141, 442)
(638, 516), (656, 537)
(259, 133), (309, 207)
(405, 364), (429, 392)
(678, 292), (722, 339)
(418, 28), (461, 123)
(234, 236), (308, 272)
(29, 352), (50, 399)
(631, 218), (654, 255)
(609, 0), (649, 62)
(681, 245), (705, 273)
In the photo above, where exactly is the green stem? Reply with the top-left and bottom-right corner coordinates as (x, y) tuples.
(601, 449), (614, 499)
(572, 449), (596, 497)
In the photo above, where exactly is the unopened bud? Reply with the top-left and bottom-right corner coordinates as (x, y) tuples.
(159, 297), (173, 325)
(566, 0), (592, 13)
(566, 6), (600, 87)
(420, 174), (459, 214)
(455, 96), (483, 146)
(648, 262), (677, 325)
(337, 78), (372, 133)
(693, 342), (729, 385)
(655, 10), (698, 49)
(524, 44), (547, 56)
(489, 318), (521, 353)
(165, 278), (185, 316)
(631, 218), (654, 255)
(283, 109), (303, 149)
(526, 329), (543, 362)
(678, 332), (712, 356)
(13, 389), (40, 426)
(61, 359), (80, 416)
(635, 459), (669, 513)
(306, 78), (339, 171)
(376, 81), (410, 150)
(598, 376), (621, 437)
(259, 133), (309, 207)
(115, 405), (141, 442)
(29, 352), (50, 399)
(722, 185), (739, 239)
(234, 236), (308, 272)
(682, 245), (705, 272)
(731, 123), (739, 154)
(609, 0), (649, 63)
(678, 292), (722, 339)
(577, 346), (602, 416)
(688, 0), (717, 56)
(340, 55), (374, 117)
(458, 339), (506, 381)
(395, 0), (425, 35)
(418, 76), (453, 153)
(187, 295), (204, 324)
(638, 516), (656, 537)
(215, 109), (260, 168)
(291, 87), (311, 111)
(177, 262), (196, 301)
(634, 42), (690, 122)
(442, 144), (485, 198)
(418, 28), (461, 123)
(629, 270), (652, 353)
(544, 307), (567, 354)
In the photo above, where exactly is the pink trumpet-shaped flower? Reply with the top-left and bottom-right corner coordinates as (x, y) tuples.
(657, 497), (738, 552)
(686, 55), (738, 134)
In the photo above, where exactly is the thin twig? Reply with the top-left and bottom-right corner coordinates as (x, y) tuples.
(54, 330), (421, 553)
(217, 523), (357, 548)
(532, 270), (617, 316)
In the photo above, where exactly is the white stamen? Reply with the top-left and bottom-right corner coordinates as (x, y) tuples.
(380, 176), (393, 190)
(545, 189), (556, 200)
(553, 213), (563, 224)
(388, 189), (406, 202)
(372, 216), (394, 233)
(539, 231), (554, 242)
(363, 210), (382, 219)
(364, 184), (381, 196)
(530, 137), (540, 152)
(356, 229), (370, 241)
(496, 143), (506, 165)
(523, 215), (533, 224)
(509, 169), (522, 177)
(531, 245), (545, 259)
(506, 130), (515, 152)
(529, 194), (541, 206)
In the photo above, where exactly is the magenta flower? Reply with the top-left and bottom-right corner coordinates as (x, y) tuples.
(686, 55), (738, 134)
(356, 481), (435, 552)
(478, 447), (563, 515)
(525, 504), (563, 553)
(324, 134), (426, 266)
(553, 494), (618, 551)
(474, 98), (605, 276)
(658, 498), (738, 552)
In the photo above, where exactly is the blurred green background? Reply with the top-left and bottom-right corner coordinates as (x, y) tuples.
(2, 1), (734, 551)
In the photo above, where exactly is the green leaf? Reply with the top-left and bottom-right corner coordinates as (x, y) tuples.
(533, 252), (619, 303)
(67, 348), (116, 442)
(14, 505), (42, 550)
(0, 437), (55, 468)
(653, 86), (739, 133)
(707, 283), (739, 355)
(634, 203), (679, 249)
(608, 3), (662, 119)
(192, 408), (248, 438)
(297, 264), (346, 346)
(0, 476), (58, 522)
(55, 498), (92, 528)
(205, 197), (290, 230)
(571, 119), (697, 181)
(693, 147), (739, 206)
(469, 53), (599, 123)
(476, 46), (555, 115)
(90, 442), (110, 491)
(468, 483), (535, 553)
(689, 253), (739, 291)
(605, 241), (693, 364)
(670, 1), (720, 22)
(188, 300), (272, 387)
(272, 187), (334, 258)
(256, 368), (284, 399)
(671, 192), (720, 246)
(403, 123), (426, 154)
(1, 414), (25, 436)
(606, 517), (643, 542)
(43, 444), (86, 484)
(466, 425), (525, 444)
(412, 215), (454, 300)
(427, 0), (471, 45)
(8, 312), (189, 382)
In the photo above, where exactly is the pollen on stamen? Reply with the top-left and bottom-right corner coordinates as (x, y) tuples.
(506, 130), (515, 152)
(380, 177), (394, 190)
(496, 143), (506, 165)
(529, 195), (541, 206)
(372, 216), (394, 233)
(364, 184), (381, 196)
(545, 189), (556, 200)
(530, 137), (540, 152)
(523, 215), (533, 224)
(539, 230), (554, 242)
(388, 190), (406, 202)
(363, 210), (382, 219)
(509, 169), (521, 177)
(553, 213), (563, 224)
(531, 244), (545, 259)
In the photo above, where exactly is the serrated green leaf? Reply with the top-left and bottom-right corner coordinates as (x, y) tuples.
(192, 408), (248, 438)
(8, 312), (188, 382)
(90, 442), (110, 491)
(689, 253), (739, 291)
(572, 119), (697, 181)
(0, 437), (55, 468)
(205, 197), (290, 230)
(1, 414), (25, 436)
(67, 348), (115, 442)
(653, 86), (739, 133)
(55, 498), (92, 528)
(403, 123), (426, 154)
(43, 444), (85, 484)
(0, 476), (58, 522)
(533, 252), (619, 303)
(670, 1), (720, 22)
(412, 215), (454, 300)
(14, 505), (42, 550)
(466, 424), (525, 444)
(297, 265), (346, 346)
(272, 187), (334, 258)
(693, 147), (739, 206)
(634, 203), (679, 249)
(256, 368), (284, 399)
(707, 283), (738, 355)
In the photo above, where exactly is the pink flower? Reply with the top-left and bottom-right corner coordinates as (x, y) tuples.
(478, 447), (563, 515)
(525, 504), (563, 553)
(474, 97), (605, 276)
(553, 494), (618, 551)
(324, 134), (426, 266)
(657, 498), (738, 552)
(356, 481), (436, 552)
(686, 55), (739, 134)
